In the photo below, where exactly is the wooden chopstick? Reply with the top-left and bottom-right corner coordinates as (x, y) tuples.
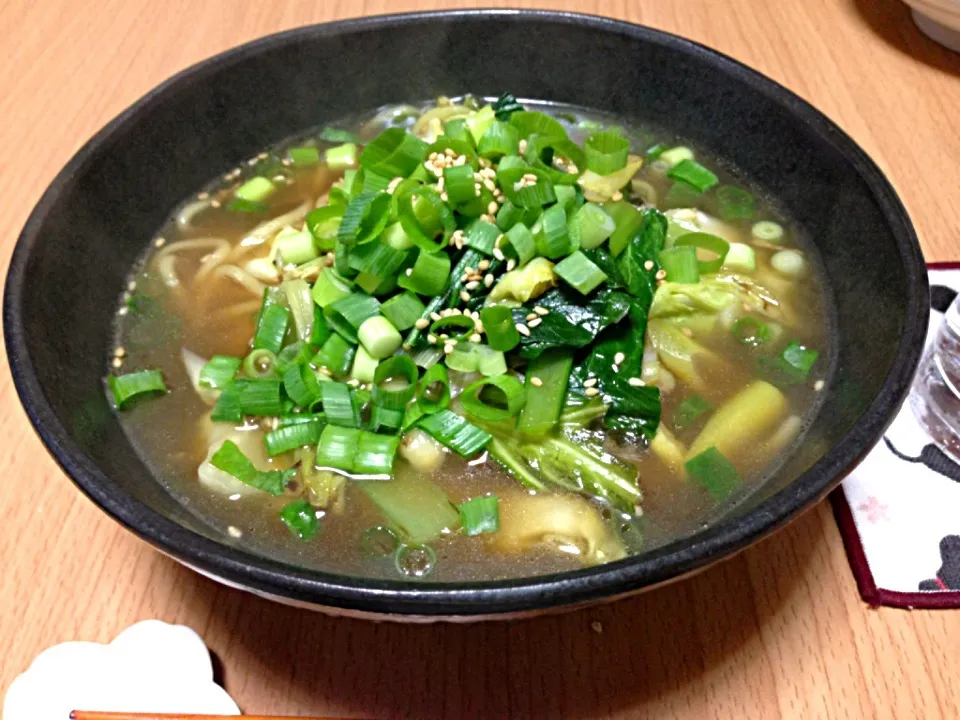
(71, 712), (355, 720)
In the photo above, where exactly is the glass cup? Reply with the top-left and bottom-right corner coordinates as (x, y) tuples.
(910, 296), (960, 462)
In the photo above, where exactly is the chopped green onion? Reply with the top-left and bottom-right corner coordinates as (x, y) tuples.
(319, 127), (361, 144)
(306, 206), (345, 251)
(354, 432), (401, 475)
(477, 346), (508, 376)
(771, 250), (808, 278)
(359, 473), (459, 543)
(657, 246), (700, 284)
(325, 143), (357, 170)
(459, 495), (500, 536)
(361, 170), (394, 194)
(752, 221), (785, 243)
(493, 93), (525, 121)
(283, 278), (315, 343)
(517, 348), (572, 435)
(685, 446), (741, 500)
(573, 203), (616, 250)
(603, 201), (642, 256)
(235, 176), (275, 203)
(253, 301), (290, 355)
(370, 404), (404, 433)
(280, 499), (321, 540)
(465, 104), (496, 144)
(265, 419), (324, 456)
(397, 186), (456, 253)
(480, 305), (521, 352)
(723, 242), (757, 273)
(765, 341), (820, 383)
(418, 409), (492, 457)
(311, 267), (353, 308)
(554, 250), (607, 294)
(326, 292), (380, 343)
(357, 315), (403, 359)
(497, 166), (556, 208)
(416, 363), (451, 413)
(523, 134), (585, 186)
(663, 181), (704, 210)
(107, 369), (166, 409)
(657, 146), (694, 168)
(199, 356), (241, 390)
(283, 362), (322, 408)
(672, 395), (713, 431)
(553, 184), (578, 215)
(478, 120), (520, 159)
(508, 110), (567, 140)
(442, 118), (473, 146)
(242, 348), (277, 379)
(347, 239), (409, 280)
(311, 333), (356, 378)
(380, 292), (425, 332)
(583, 131), (629, 175)
(337, 192), (392, 246)
(288, 146), (320, 166)
(502, 222), (536, 266)
(461, 375), (526, 422)
(210, 440), (292, 496)
(401, 401), (427, 431)
(445, 343), (479, 372)
(350, 345), (379, 384)
(275, 229), (318, 265)
(320, 382), (360, 427)
(397, 249), (450, 296)
(731, 317), (770, 347)
(646, 142), (668, 159)
(372, 355), (418, 410)
(464, 219), (501, 255)
(429, 314), (475, 341)
(360, 128), (428, 178)
(716, 186), (756, 221)
(673, 232), (730, 274)
(667, 159), (719, 192)
(315, 425), (361, 471)
(535, 204), (576, 259)
(443, 164), (478, 205)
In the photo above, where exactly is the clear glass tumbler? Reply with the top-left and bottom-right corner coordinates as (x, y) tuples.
(910, 297), (960, 462)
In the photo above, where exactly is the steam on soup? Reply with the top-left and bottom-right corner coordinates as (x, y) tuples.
(108, 95), (830, 581)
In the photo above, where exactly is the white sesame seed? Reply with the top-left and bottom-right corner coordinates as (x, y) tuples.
(528, 317), (542, 328)
(441, 308), (453, 317)
(444, 343), (455, 354)
(433, 168), (443, 178)
(530, 376), (543, 387)
(534, 306), (549, 316)
(480, 214), (494, 223)
(655, 269), (667, 280)
(611, 191), (623, 202)
(474, 172), (484, 181)
(484, 179), (496, 192)
(519, 139), (528, 154)
(584, 387), (600, 397)
(506, 258), (516, 271)
(644, 260), (654, 271)
(445, 148), (456, 158)
(487, 201), (499, 215)
(454, 155), (467, 166)
(440, 333), (449, 340)
(228, 526), (243, 538)
(628, 377), (645, 387)
(460, 290), (471, 302)
(469, 333), (482, 343)
(814, 379), (825, 391)
(484, 274), (494, 287)
(117, 307), (129, 316)
(347, 378), (361, 387)
(465, 280), (480, 290)
(516, 323), (531, 336)
(430, 312), (442, 322)
(614, 352), (626, 365)
(114, 347), (126, 358)
(428, 334), (438, 344)
(440, 192), (449, 202)
(584, 378), (598, 388)
(493, 248), (505, 261)
(111, 357), (123, 369)
(415, 318), (430, 329)
(210, 200), (221, 208)
(154, 237), (166, 248)
(611, 364), (619, 373)
(318, 367), (333, 376)
(526, 312), (538, 321)
(405, 268), (413, 277)
(452, 308), (463, 315)
(478, 259), (490, 271)
(455, 237), (464, 250)
(197, 191), (210, 200)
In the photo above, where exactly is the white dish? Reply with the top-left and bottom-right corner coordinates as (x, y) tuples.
(903, 0), (960, 51)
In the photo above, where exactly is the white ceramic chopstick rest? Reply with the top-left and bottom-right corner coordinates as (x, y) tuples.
(3, 619), (240, 719)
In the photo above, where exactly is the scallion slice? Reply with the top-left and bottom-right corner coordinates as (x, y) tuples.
(658, 246), (700, 284)
(535, 204), (577, 259)
(397, 250), (450, 297)
(418, 409), (492, 457)
(306, 206), (345, 251)
(275, 229), (318, 265)
(583, 131), (630, 175)
(325, 143), (357, 170)
(731, 317), (770, 347)
(280, 499), (321, 540)
(242, 348), (277, 379)
(554, 250), (607, 294)
(311, 334), (356, 379)
(380, 292), (426, 332)
(320, 381), (360, 427)
(716, 186), (756, 221)
(672, 395), (713, 431)
(478, 120), (520, 159)
(517, 348), (572, 435)
(199, 356), (241, 390)
(369, 404), (405, 434)
(319, 127), (361, 144)
(497, 166), (556, 208)
(464, 219), (501, 255)
(347, 239), (409, 280)
(354, 432), (401, 475)
(502, 222), (536, 266)
(673, 232), (730, 274)
(337, 192), (392, 246)
(326, 293), (381, 343)
(358, 316), (403, 359)
(288, 146), (321, 167)
(372, 355), (418, 410)
(253, 302), (290, 355)
(667, 159), (719, 192)
(235, 176), (276, 203)
(461, 375), (526, 422)
(443, 164), (478, 205)
(574, 203), (616, 250)
(416, 363), (451, 413)
(397, 186), (457, 253)
(752, 220), (785, 243)
(466, 104), (496, 144)
(685, 446), (741, 500)
(350, 345), (379, 384)
(429, 314), (475, 341)
(459, 495), (500, 536)
(477, 346), (508, 377)
(508, 110), (567, 140)
(283, 363), (322, 408)
(479, 306), (520, 352)
(107, 369), (167, 409)
(445, 343), (479, 372)
(315, 425), (361, 471)
(311, 267), (353, 308)
(360, 128), (428, 178)
(264, 419), (324, 457)
(210, 440), (293, 496)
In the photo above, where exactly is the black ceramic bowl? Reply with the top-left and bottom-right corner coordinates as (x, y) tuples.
(5, 10), (928, 620)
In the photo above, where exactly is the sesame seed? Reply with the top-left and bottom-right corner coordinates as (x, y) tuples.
(405, 268), (413, 277)
(484, 274), (494, 287)
(474, 172), (484, 181)
(655, 269), (667, 280)
(614, 352), (626, 365)
(318, 367), (333, 376)
(516, 323), (531, 336)
(444, 343), (455, 354)
(454, 155), (467, 166)
(210, 200), (221, 209)
(628, 377), (645, 387)
(430, 312), (442, 321)
(480, 214), (494, 223)
(452, 308), (462, 315)
(519, 139), (528, 154)
(477, 260), (490, 271)
(440, 192), (449, 202)
(526, 313), (538, 321)
(611, 364), (619, 373)
(814, 379), (825, 391)
(111, 357), (123, 369)
(528, 317), (542, 328)
(460, 290), (471, 302)
(493, 248), (505, 261)
(584, 378), (598, 388)
(347, 378), (360, 387)
(644, 260), (654, 271)
(197, 191), (210, 200)
(465, 280), (480, 290)
(495, 234), (504, 248)
(487, 201), (499, 215)
(584, 387), (600, 397)
(484, 179), (496, 192)
(428, 334), (438, 344)
(433, 168), (443, 178)
(611, 191), (623, 202)
(534, 306), (549, 316)
(117, 307), (129, 316)
(506, 258), (516, 271)
(415, 318), (430, 329)
(469, 333), (482, 343)
(681, 327), (694, 337)
(530, 377), (543, 387)
(228, 526), (243, 538)
(441, 308), (453, 317)
(440, 333), (449, 340)
(114, 347), (126, 358)
(154, 237), (166, 248)
(567, 163), (579, 174)
(445, 148), (456, 157)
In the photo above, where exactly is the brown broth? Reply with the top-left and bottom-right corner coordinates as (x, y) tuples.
(112, 99), (832, 582)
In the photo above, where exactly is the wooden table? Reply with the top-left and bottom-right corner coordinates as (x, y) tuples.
(2, 1), (959, 717)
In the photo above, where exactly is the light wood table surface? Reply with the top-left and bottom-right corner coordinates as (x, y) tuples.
(2, 1), (959, 718)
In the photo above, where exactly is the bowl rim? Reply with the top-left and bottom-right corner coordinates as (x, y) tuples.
(4, 8), (929, 617)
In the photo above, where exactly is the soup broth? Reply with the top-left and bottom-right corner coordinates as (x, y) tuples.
(111, 96), (831, 582)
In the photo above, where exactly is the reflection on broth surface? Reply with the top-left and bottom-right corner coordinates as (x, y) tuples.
(110, 96), (831, 582)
